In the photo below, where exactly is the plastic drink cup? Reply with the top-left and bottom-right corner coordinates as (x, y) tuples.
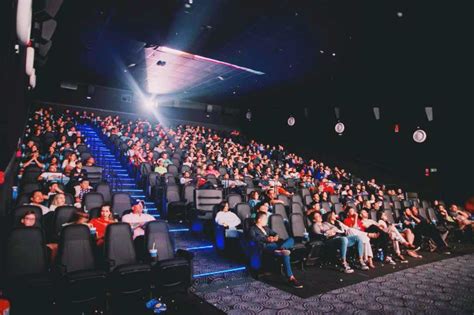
(149, 248), (158, 258)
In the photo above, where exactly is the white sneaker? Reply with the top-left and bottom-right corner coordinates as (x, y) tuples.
(358, 262), (369, 271)
(342, 262), (354, 274)
(385, 257), (396, 265)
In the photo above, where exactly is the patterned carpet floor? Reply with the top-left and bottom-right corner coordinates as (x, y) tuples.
(191, 253), (474, 314)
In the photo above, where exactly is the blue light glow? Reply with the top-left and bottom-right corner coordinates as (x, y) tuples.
(186, 245), (214, 251)
(169, 228), (190, 232)
(193, 266), (246, 278)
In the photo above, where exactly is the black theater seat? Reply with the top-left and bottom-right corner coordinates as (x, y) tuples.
(4, 227), (54, 313)
(104, 223), (151, 306)
(56, 224), (107, 312)
(145, 220), (193, 296)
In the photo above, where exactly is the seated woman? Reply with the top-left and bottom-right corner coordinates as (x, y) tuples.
(49, 193), (67, 212)
(63, 211), (92, 228)
(215, 201), (241, 237)
(249, 211), (303, 289)
(248, 191), (261, 209)
(311, 211), (369, 273)
(89, 204), (116, 246)
(21, 211), (58, 262)
(359, 209), (396, 265)
(342, 207), (376, 268)
(377, 211), (418, 260)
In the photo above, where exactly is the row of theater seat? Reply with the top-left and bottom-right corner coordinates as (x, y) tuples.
(3, 220), (193, 313)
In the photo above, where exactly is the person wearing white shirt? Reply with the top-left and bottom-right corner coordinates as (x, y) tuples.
(29, 190), (52, 215)
(122, 199), (155, 239)
(215, 201), (241, 238)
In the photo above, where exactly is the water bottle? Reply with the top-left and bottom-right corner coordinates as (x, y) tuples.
(12, 186), (18, 201)
(377, 248), (384, 262)
(303, 231), (309, 242)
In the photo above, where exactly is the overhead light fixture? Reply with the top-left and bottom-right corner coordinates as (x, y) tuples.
(246, 109), (252, 121)
(413, 128), (427, 143)
(335, 122), (345, 135)
(287, 116), (296, 127)
(217, 76), (224, 80)
(332, 53), (336, 57)
(397, 12), (403, 18)
(425, 107), (433, 122)
(144, 98), (155, 109)
(373, 107), (380, 120)
(127, 63), (136, 68)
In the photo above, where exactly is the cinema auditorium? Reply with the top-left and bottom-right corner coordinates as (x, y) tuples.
(0, 0), (473, 314)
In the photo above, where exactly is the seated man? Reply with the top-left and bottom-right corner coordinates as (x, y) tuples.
(154, 159), (167, 175)
(262, 189), (285, 209)
(38, 165), (70, 185)
(29, 190), (51, 215)
(312, 211), (369, 272)
(45, 182), (65, 200)
(401, 206), (451, 254)
(122, 199), (155, 239)
(73, 178), (92, 208)
(215, 201), (241, 237)
(249, 211), (303, 289)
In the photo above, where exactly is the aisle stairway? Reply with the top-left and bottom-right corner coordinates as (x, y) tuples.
(78, 124), (247, 279)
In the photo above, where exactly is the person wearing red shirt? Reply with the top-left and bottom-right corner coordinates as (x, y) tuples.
(90, 204), (117, 246)
(343, 207), (365, 231)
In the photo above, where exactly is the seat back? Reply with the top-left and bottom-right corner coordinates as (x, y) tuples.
(291, 202), (304, 215)
(269, 214), (290, 240)
(144, 221), (175, 261)
(83, 166), (103, 185)
(53, 206), (77, 238)
(83, 193), (104, 212)
(96, 183), (112, 203)
(277, 195), (290, 207)
(383, 201), (392, 210)
(183, 185), (195, 204)
(406, 192), (419, 200)
(235, 203), (251, 221)
(418, 208), (429, 220)
(427, 208), (438, 222)
(227, 193), (242, 210)
(12, 205), (43, 228)
(16, 193), (31, 206)
(112, 193), (131, 217)
(64, 193), (75, 206)
(370, 210), (378, 222)
(6, 227), (48, 278)
(330, 195), (340, 204)
(57, 224), (96, 274)
(166, 190), (181, 203)
(422, 200), (431, 209)
(300, 188), (310, 198)
(167, 164), (179, 175)
(334, 203), (344, 215)
(195, 189), (223, 219)
(304, 195), (312, 207)
(104, 223), (136, 271)
(393, 201), (401, 210)
(291, 195), (303, 207)
(21, 183), (42, 195)
(383, 210), (395, 224)
(273, 203), (288, 221)
(321, 202), (332, 213)
(289, 213), (306, 238)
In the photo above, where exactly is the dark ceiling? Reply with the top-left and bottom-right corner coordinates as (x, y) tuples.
(36, 0), (473, 108)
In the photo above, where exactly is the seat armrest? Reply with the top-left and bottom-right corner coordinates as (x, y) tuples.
(176, 249), (194, 261)
(102, 258), (115, 271)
